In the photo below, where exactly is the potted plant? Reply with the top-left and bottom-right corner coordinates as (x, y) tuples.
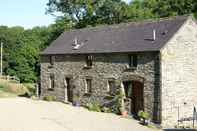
(73, 92), (81, 107)
(116, 81), (128, 117)
(138, 110), (150, 125)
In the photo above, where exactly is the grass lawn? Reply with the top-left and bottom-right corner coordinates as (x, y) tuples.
(0, 89), (17, 97)
(0, 79), (36, 98)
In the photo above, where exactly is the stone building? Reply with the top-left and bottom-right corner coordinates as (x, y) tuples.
(40, 16), (197, 127)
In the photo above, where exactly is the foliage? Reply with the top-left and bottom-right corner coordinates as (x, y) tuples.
(138, 110), (150, 120)
(101, 107), (112, 113)
(138, 110), (150, 125)
(86, 101), (102, 112)
(0, 0), (197, 84)
(0, 80), (32, 97)
(46, 0), (129, 28)
(22, 83), (36, 96)
(0, 20), (69, 83)
(43, 95), (57, 101)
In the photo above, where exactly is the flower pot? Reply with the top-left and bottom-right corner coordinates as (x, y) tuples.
(121, 111), (128, 117)
(140, 118), (149, 125)
(73, 101), (81, 107)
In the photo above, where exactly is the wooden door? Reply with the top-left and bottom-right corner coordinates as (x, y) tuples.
(132, 81), (144, 115)
(65, 78), (73, 103)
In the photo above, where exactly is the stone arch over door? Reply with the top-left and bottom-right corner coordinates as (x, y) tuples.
(121, 75), (145, 116)
(121, 74), (145, 83)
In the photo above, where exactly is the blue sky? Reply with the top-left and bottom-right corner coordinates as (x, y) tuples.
(0, 0), (131, 29)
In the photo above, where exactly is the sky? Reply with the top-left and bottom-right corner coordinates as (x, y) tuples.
(0, 0), (131, 29)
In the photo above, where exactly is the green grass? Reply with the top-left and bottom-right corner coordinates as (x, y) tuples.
(0, 84), (17, 97)
(0, 81), (36, 98)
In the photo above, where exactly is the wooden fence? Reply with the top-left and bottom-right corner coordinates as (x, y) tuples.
(0, 75), (20, 83)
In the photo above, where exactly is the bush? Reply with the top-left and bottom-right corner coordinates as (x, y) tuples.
(138, 111), (150, 120)
(101, 107), (112, 113)
(23, 83), (36, 96)
(86, 102), (102, 112)
(138, 110), (150, 125)
(0, 81), (29, 95)
(113, 86), (124, 115)
(43, 95), (56, 101)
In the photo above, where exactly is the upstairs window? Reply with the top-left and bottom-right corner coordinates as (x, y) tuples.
(129, 55), (138, 68)
(50, 56), (55, 65)
(49, 74), (55, 90)
(85, 78), (92, 94)
(86, 55), (93, 67)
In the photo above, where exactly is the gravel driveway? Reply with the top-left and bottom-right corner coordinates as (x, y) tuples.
(0, 98), (156, 131)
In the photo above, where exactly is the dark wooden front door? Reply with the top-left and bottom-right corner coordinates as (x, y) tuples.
(65, 78), (73, 102)
(131, 81), (144, 115)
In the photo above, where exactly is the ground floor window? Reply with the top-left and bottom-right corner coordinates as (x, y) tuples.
(85, 78), (92, 94)
(107, 80), (116, 95)
(49, 74), (55, 90)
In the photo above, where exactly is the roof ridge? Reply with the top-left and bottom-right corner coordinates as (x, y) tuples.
(64, 15), (189, 33)
(41, 15), (190, 55)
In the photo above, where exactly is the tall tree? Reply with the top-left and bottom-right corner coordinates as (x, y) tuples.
(153, 0), (197, 18)
(46, 0), (129, 28)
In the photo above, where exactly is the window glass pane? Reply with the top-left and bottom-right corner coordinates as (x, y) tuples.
(50, 56), (55, 65)
(129, 55), (133, 67)
(49, 74), (55, 89)
(128, 55), (138, 67)
(86, 79), (92, 93)
(108, 81), (115, 94)
(86, 55), (93, 67)
(133, 55), (138, 67)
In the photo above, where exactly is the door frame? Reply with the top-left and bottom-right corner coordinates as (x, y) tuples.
(122, 78), (144, 116)
(64, 75), (73, 103)
(131, 81), (144, 115)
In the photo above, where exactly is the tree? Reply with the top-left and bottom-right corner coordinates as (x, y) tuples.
(46, 0), (129, 28)
(152, 0), (197, 18)
(127, 0), (158, 20)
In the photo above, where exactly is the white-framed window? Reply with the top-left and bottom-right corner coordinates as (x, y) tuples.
(49, 74), (55, 90)
(107, 80), (116, 94)
(128, 54), (138, 68)
(50, 56), (55, 65)
(85, 78), (92, 94)
(86, 55), (93, 67)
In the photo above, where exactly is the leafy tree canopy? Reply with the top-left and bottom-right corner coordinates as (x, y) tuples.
(0, 0), (196, 83)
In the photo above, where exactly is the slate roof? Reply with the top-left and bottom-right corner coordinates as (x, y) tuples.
(41, 16), (189, 55)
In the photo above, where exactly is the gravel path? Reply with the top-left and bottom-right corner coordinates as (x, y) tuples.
(0, 98), (157, 131)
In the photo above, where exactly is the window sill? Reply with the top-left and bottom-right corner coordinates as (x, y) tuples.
(83, 66), (93, 69)
(107, 92), (116, 96)
(104, 95), (114, 100)
(84, 93), (92, 96)
(48, 88), (54, 91)
(125, 67), (137, 71)
(48, 65), (54, 69)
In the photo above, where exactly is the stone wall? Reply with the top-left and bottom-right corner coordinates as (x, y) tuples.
(40, 52), (161, 122)
(161, 17), (197, 127)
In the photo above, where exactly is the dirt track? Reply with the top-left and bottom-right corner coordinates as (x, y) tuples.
(0, 98), (156, 131)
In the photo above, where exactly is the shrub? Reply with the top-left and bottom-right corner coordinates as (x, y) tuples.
(138, 110), (150, 125)
(112, 86), (124, 115)
(86, 102), (102, 112)
(101, 107), (112, 113)
(138, 111), (150, 120)
(0, 81), (30, 96)
(23, 83), (36, 96)
(43, 95), (56, 101)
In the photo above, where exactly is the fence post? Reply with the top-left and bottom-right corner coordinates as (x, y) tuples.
(36, 84), (39, 97)
(193, 106), (196, 128)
